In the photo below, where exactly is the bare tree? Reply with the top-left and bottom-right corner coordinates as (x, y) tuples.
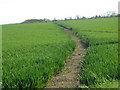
(103, 11), (117, 17)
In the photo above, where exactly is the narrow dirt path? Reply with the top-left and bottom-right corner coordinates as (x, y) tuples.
(46, 29), (86, 88)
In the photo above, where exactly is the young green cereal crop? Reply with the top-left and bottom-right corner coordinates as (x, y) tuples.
(2, 22), (76, 88)
(57, 17), (118, 88)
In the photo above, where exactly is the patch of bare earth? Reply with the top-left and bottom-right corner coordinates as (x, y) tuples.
(46, 29), (86, 88)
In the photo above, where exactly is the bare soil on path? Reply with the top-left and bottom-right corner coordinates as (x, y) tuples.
(46, 29), (86, 88)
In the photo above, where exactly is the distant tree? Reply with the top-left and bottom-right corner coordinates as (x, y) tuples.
(95, 15), (98, 19)
(21, 18), (51, 24)
(98, 15), (101, 18)
(103, 11), (117, 18)
(81, 16), (86, 19)
(64, 18), (68, 21)
(110, 12), (117, 17)
(52, 18), (57, 22)
(75, 15), (80, 20)
(69, 17), (72, 20)
(43, 18), (50, 22)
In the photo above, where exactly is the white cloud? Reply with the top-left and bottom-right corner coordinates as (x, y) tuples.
(0, 0), (119, 24)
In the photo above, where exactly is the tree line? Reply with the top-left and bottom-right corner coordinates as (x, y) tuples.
(21, 11), (119, 24)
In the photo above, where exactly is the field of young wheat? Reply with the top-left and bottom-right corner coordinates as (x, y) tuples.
(57, 17), (118, 88)
(2, 17), (118, 88)
(2, 23), (75, 88)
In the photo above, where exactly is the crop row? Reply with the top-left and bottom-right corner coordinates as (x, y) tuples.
(74, 31), (118, 46)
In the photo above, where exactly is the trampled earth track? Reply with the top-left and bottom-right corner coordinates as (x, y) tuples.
(46, 29), (86, 88)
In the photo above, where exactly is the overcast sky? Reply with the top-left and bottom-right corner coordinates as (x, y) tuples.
(0, 0), (119, 24)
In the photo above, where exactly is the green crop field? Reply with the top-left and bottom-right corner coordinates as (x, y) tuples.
(2, 22), (76, 88)
(57, 17), (118, 88)
(2, 17), (119, 88)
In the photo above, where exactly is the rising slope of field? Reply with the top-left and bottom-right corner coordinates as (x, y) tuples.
(57, 17), (118, 88)
(2, 22), (76, 88)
